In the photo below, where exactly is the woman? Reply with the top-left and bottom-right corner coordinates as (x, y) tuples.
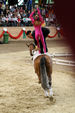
(29, 7), (46, 53)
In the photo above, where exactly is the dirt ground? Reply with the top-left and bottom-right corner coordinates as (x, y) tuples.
(0, 28), (75, 113)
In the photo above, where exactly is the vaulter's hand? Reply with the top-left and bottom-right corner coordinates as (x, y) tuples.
(35, 46), (40, 51)
(33, 8), (36, 12)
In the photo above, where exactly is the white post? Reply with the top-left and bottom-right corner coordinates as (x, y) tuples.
(22, 28), (26, 31)
(3, 28), (7, 32)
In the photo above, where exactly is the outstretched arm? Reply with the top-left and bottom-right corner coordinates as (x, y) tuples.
(29, 11), (35, 24)
(37, 8), (44, 24)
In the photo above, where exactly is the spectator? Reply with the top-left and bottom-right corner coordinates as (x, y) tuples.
(22, 10), (26, 17)
(41, 8), (45, 19)
(17, 15), (21, 26)
(1, 2), (5, 11)
(27, 10), (30, 17)
(0, 3), (56, 27)
(19, 7), (23, 15)
(0, 2), (2, 15)
(2, 14), (6, 26)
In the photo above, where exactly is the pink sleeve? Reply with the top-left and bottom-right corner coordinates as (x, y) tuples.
(37, 8), (44, 24)
(29, 11), (35, 24)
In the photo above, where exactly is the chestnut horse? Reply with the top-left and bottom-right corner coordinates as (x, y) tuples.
(27, 43), (53, 97)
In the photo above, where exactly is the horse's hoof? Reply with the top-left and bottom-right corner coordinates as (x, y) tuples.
(38, 80), (41, 84)
(44, 95), (49, 98)
(49, 96), (56, 103)
(49, 96), (54, 101)
(31, 58), (33, 60)
(44, 94), (49, 98)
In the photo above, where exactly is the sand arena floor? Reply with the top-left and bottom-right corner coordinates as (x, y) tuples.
(0, 27), (75, 113)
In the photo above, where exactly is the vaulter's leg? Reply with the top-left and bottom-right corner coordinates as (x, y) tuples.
(35, 33), (41, 53)
(40, 33), (46, 53)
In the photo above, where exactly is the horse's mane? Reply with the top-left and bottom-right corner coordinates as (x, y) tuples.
(30, 43), (35, 49)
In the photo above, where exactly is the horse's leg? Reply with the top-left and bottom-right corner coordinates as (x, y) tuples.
(48, 75), (53, 97)
(48, 75), (53, 96)
(44, 90), (49, 97)
(37, 65), (41, 83)
(48, 74), (53, 97)
(49, 86), (53, 97)
(45, 57), (53, 97)
(34, 61), (41, 83)
(46, 61), (52, 88)
(37, 73), (41, 83)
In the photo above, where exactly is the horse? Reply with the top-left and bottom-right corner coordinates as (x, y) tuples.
(27, 43), (53, 97)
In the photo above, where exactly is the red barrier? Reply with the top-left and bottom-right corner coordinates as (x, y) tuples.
(0, 31), (5, 38)
(7, 30), (23, 39)
(48, 31), (58, 38)
(0, 29), (62, 40)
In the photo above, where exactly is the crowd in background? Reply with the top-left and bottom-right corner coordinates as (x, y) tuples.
(0, 3), (32, 26)
(0, 1), (57, 27)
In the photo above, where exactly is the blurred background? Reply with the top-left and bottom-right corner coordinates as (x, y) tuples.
(0, 0), (57, 27)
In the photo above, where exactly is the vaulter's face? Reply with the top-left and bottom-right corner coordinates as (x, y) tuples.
(28, 33), (31, 38)
(35, 15), (39, 20)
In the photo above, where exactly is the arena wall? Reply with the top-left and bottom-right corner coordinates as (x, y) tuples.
(0, 27), (62, 41)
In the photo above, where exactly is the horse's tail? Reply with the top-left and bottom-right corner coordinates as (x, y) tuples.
(40, 56), (49, 90)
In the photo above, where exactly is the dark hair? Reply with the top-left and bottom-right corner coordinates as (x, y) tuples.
(26, 30), (31, 35)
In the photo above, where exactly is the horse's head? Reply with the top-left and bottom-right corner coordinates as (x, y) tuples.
(26, 43), (35, 56)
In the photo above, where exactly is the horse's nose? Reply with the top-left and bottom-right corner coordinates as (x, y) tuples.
(49, 81), (51, 87)
(31, 53), (33, 56)
(30, 52), (33, 56)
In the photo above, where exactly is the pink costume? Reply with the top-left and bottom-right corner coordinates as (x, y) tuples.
(29, 8), (46, 53)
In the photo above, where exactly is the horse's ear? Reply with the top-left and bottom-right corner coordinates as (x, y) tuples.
(26, 43), (29, 47)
